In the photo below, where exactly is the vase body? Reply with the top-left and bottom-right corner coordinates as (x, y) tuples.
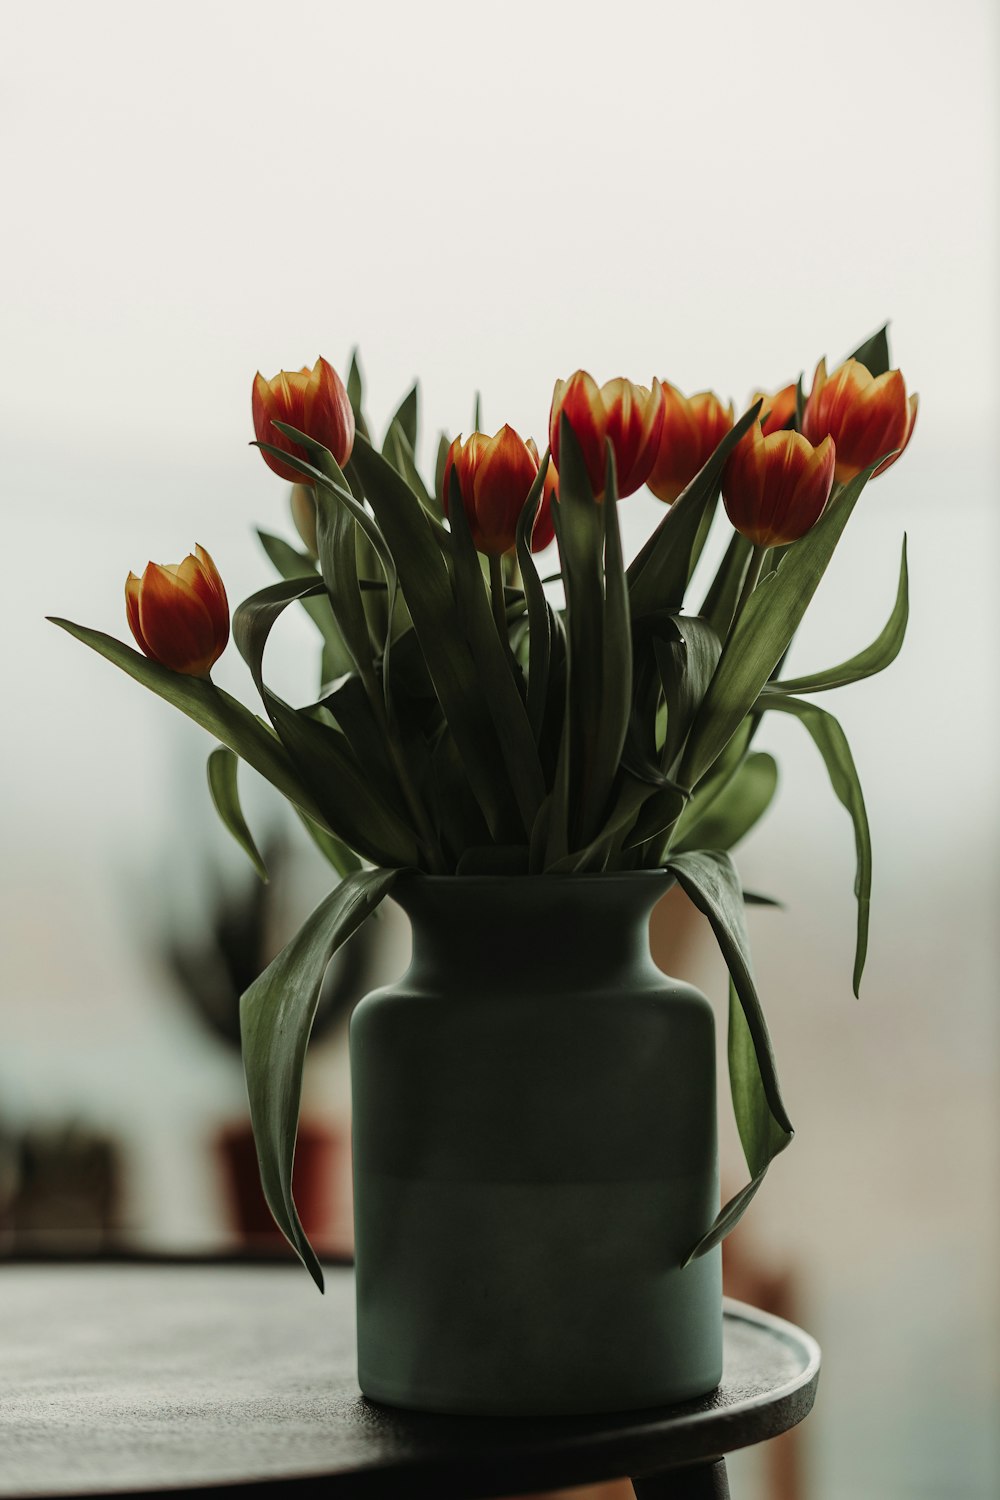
(350, 873), (722, 1416)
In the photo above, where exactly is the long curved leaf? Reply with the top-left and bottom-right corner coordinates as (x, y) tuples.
(672, 751), (778, 855)
(515, 459), (554, 743)
(679, 461), (878, 787)
(207, 745), (267, 880)
(664, 851), (794, 1262)
(48, 619), (327, 826)
(773, 535), (908, 694)
(240, 867), (399, 1289)
(758, 691), (872, 995)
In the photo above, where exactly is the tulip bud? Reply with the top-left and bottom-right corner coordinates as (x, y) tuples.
(125, 545), (229, 677)
(646, 384), (734, 504)
(252, 357), (355, 483)
(548, 372), (665, 499)
(802, 357), (917, 482)
(723, 427), (836, 548)
(751, 382), (798, 436)
(442, 425), (552, 556)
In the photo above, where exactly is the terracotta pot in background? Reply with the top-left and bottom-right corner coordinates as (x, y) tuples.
(216, 1119), (353, 1256)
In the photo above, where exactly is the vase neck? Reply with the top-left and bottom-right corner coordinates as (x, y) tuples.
(393, 874), (673, 990)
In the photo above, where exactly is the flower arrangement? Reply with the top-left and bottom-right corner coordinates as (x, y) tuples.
(50, 325), (914, 1286)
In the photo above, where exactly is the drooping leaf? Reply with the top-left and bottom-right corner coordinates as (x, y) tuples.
(773, 536), (908, 694)
(256, 529), (354, 683)
(664, 851), (793, 1262)
(679, 461), (878, 787)
(664, 850), (791, 1133)
(207, 745), (267, 880)
(627, 401), (762, 619)
(672, 752), (778, 854)
(240, 867), (399, 1289)
(47, 619), (327, 827)
(849, 324), (891, 377)
(757, 692), (872, 995)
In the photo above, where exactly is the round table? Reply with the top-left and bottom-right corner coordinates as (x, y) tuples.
(0, 1260), (820, 1499)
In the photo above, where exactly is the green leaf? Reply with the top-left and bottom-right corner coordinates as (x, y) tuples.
(346, 348), (371, 441)
(701, 531), (753, 640)
(384, 421), (445, 524)
(773, 536), (908, 694)
(515, 457), (554, 744)
(591, 444), (633, 839)
(664, 851), (793, 1262)
(757, 692), (872, 995)
(48, 619), (328, 828)
(849, 324), (891, 377)
(291, 806), (361, 876)
(241, 867), (399, 1288)
(679, 462), (877, 787)
(446, 470), (546, 836)
(672, 752), (778, 854)
(655, 615), (722, 774)
(349, 433), (521, 842)
(627, 401), (762, 619)
(387, 382), (418, 453)
(257, 529), (354, 683)
(207, 745), (267, 880)
(553, 416), (607, 846)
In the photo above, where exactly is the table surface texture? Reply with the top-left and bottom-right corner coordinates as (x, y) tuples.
(0, 1261), (820, 1499)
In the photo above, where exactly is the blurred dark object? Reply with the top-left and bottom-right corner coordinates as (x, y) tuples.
(160, 830), (376, 1251)
(162, 832), (373, 1051)
(0, 1123), (122, 1255)
(216, 1119), (353, 1256)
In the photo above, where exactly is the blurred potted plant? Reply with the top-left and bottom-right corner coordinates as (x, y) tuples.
(51, 324), (914, 1415)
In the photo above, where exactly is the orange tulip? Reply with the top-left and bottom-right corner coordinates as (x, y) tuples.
(802, 357), (917, 482)
(646, 384), (734, 504)
(442, 425), (553, 556)
(252, 357), (355, 483)
(548, 371), (665, 499)
(723, 427), (836, 548)
(752, 382), (798, 436)
(125, 546), (229, 677)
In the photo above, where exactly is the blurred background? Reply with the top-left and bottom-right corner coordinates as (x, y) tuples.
(2, 2), (997, 1496)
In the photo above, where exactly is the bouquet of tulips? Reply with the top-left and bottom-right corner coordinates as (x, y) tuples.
(51, 325), (914, 1271)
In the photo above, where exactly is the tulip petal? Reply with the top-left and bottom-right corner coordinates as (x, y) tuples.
(138, 562), (222, 675)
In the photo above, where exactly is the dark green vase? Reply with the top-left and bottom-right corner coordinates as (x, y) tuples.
(350, 872), (722, 1416)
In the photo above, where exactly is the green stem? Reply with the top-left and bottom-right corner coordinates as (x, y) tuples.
(731, 543), (768, 631)
(489, 552), (508, 642)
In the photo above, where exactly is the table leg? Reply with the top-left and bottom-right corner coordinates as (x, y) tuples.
(632, 1457), (731, 1499)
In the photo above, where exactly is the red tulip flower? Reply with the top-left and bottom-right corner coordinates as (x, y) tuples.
(802, 357), (917, 483)
(752, 382), (798, 436)
(442, 426), (553, 556)
(252, 357), (355, 483)
(646, 384), (734, 504)
(548, 371), (665, 500)
(125, 545), (229, 677)
(723, 427), (836, 548)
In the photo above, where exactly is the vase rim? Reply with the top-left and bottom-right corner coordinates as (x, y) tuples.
(396, 869), (676, 889)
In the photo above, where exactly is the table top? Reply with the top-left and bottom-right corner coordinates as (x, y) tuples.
(0, 1260), (820, 1499)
